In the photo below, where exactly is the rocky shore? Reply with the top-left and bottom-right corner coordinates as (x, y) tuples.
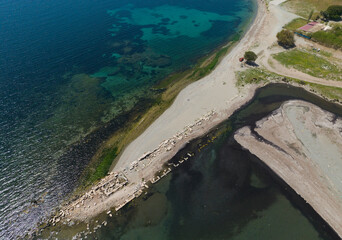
(49, 110), (217, 224)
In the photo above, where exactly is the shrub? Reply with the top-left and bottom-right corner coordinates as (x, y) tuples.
(321, 5), (342, 21)
(311, 25), (342, 49)
(244, 51), (258, 63)
(276, 29), (295, 48)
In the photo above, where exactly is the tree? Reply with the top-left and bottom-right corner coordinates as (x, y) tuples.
(244, 51), (258, 63)
(276, 30), (295, 48)
(321, 5), (342, 21)
(320, 10), (328, 20)
(307, 9), (314, 23)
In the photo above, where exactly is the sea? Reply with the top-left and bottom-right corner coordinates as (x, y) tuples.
(0, 0), (255, 238)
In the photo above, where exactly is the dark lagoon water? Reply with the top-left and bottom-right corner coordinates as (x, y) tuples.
(37, 84), (342, 240)
(0, 0), (256, 238)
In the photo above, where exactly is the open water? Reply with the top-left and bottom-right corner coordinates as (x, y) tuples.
(0, 0), (255, 238)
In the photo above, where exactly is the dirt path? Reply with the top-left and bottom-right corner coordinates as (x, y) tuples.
(254, 2), (342, 88)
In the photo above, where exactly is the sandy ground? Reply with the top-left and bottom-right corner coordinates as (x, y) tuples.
(235, 100), (342, 238)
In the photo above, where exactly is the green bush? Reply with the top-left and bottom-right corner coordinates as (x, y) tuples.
(244, 51), (258, 63)
(321, 5), (342, 21)
(311, 25), (342, 49)
(276, 30), (295, 48)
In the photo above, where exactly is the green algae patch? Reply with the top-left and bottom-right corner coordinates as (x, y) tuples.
(190, 45), (231, 79)
(83, 147), (118, 185)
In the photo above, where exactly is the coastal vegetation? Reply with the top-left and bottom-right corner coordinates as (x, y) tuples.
(272, 49), (342, 80)
(81, 148), (118, 185)
(236, 67), (342, 103)
(310, 25), (342, 49)
(276, 29), (295, 48)
(236, 68), (275, 87)
(284, 18), (342, 50)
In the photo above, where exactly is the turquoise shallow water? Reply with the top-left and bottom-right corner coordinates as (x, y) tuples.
(0, 0), (255, 238)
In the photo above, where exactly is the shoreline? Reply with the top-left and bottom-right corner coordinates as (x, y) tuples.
(45, 0), (266, 225)
(113, 0), (267, 171)
(76, 13), (252, 192)
(235, 100), (342, 238)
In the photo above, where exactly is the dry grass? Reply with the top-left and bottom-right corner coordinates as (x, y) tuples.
(282, 0), (342, 18)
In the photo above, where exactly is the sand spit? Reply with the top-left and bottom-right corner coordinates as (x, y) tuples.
(235, 100), (342, 238)
(51, 110), (224, 222)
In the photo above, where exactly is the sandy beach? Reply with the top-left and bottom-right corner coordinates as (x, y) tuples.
(113, 0), (293, 172)
(235, 100), (342, 238)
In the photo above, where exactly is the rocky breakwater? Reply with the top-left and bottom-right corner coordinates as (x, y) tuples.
(234, 100), (342, 238)
(49, 110), (217, 224)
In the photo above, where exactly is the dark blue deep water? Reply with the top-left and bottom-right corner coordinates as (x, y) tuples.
(0, 0), (255, 238)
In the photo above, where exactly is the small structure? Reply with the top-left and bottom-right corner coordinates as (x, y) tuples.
(294, 32), (311, 39)
(299, 21), (319, 32)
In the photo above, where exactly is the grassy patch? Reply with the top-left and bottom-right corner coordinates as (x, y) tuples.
(318, 49), (333, 57)
(282, 0), (342, 18)
(272, 49), (342, 80)
(308, 82), (342, 100)
(236, 68), (279, 87)
(310, 25), (342, 49)
(284, 18), (308, 31)
(237, 67), (342, 102)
